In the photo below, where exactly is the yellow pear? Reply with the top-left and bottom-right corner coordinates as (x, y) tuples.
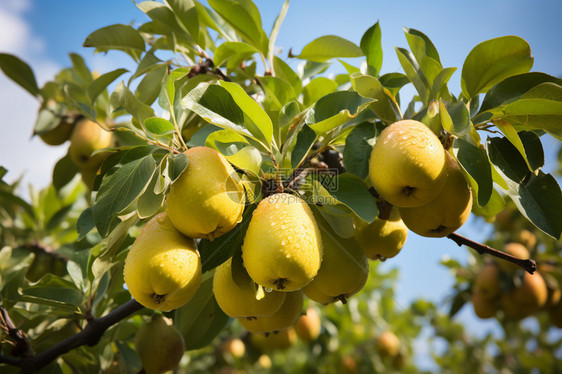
(249, 328), (297, 351)
(294, 307), (321, 342)
(69, 119), (113, 169)
(124, 212), (202, 311)
(376, 331), (400, 357)
(166, 146), (245, 240)
(399, 152), (472, 237)
(238, 291), (304, 333)
(369, 119), (446, 207)
(498, 242), (530, 273)
(242, 193), (323, 292)
(221, 338), (246, 358)
(473, 263), (501, 300)
(213, 257), (286, 318)
(472, 291), (498, 319)
(501, 271), (547, 320)
(302, 213), (368, 304)
(515, 229), (536, 249)
(354, 208), (408, 259)
(134, 315), (185, 374)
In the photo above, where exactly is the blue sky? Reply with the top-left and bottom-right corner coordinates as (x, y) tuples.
(1, 0), (561, 368)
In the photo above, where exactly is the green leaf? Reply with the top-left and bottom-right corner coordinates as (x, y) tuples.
(453, 139), (493, 206)
(83, 24), (145, 54)
(343, 122), (376, 179)
(218, 80), (273, 149)
(298, 35), (363, 62)
(471, 187), (505, 219)
(440, 101), (470, 138)
(379, 72), (410, 97)
(461, 36), (533, 99)
(69, 53), (93, 85)
(21, 276), (83, 306)
(479, 72), (562, 113)
(306, 91), (374, 134)
(0, 53), (40, 96)
(329, 173), (378, 223)
(395, 47), (428, 104)
(206, 130), (262, 175)
(268, 0), (290, 67)
(165, 0), (200, 44)
(77, 208), (95, 240)
(360, 21), (383, 76)
(167, 152), (189, 182)
(404, 28), (442, 84)
(144, 117), (175, 135)
(52, 153), (79, 191)
(273, 56), (302, 95)
(259, 76), (297, 113)
(137, 171), (165, 219)
(135, 65), (167, 106)
(213, 41), (259, 69)
(303, 77), (338, 108)
(174, 273), (230, 351)
(290, 125), (317, 170)
(208, 0), (268, 53)
(92, 154), (156, 237)
(350, 73), (400, 123)
(110, 82), (155, 127)
(87, 68), (128, 104)
(430, 67), (456, 101)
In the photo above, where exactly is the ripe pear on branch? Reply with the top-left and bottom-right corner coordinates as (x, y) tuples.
(400, 151), (472, 237)
(124, 212), (202, 311)
(354, 208), (408, 260)
(166, 146), (245, 240)
(213, 256), (286, 318)
(242, 193), (323, 292)
(302, 211), (368, 304)
(69, 118), (113, 169)
(369, 119), (447, 208)
(501, 271), (547, 320)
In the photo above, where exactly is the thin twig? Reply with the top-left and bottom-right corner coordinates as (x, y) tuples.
(0, 305), (34, 358)
(0, 299), (143, 373)
(447, 232), (537, 274)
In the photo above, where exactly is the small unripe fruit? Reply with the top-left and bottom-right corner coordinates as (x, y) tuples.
(376, 331), (400, 357)
(221, 338), (246, 358)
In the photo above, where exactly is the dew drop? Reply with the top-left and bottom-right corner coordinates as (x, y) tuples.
(265, 288), (273, 293)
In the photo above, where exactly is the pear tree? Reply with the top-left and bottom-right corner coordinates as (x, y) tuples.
(1, 0), (561, 372)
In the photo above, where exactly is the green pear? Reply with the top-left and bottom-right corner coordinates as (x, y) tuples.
(69, 119), (113, 169)
(134, 315), (185, 374)
(354, 208), (408, 259)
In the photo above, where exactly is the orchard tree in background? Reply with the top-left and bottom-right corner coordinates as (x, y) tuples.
(1, 0), (562, 373)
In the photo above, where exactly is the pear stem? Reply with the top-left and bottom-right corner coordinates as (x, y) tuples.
(447, 232), (536, 274)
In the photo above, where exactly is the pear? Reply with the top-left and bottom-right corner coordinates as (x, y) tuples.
(238, 291), (304, 333)
(399, 152), (472, 237)
(221, 338), (246, 358)
(354, 208), (408, 259)
(124, 213), (202, 311)
(242, 193), (323, 292)
(376, 331), (400, 357)
(213, 257), (286, 318)
(134, 315), (185, 374)
(249, 328), (297, 351)
(501, 272), (547, 320)
(69, 119), (113, 169)
(166, 146), (245, 240)
(472, 290), (498, 319)
(473, 263), (501, 300)
(294, 307), (321, 342)
(302, 213), (368, 304)
(369, 119), (446, 207)
(40, 119), (74, 146)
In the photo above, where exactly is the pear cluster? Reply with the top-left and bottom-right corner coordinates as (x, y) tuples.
(36, 100), (114, 189)
(369, 119), (473, 238)
(471, 243), (548, 320)
(124, 146), (246, 312)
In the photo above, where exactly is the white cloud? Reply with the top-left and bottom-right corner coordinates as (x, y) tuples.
(0, 0), (64, 190)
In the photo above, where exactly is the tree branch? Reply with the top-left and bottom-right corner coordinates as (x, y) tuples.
(0, 304), (34, 357)
(1, 299), (143, 373)
(447, 232), (537, 274)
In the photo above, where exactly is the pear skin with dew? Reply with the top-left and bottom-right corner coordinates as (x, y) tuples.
(303, 213), (368, 304)
(69, 119), (113, 169)
(166, 146), (245, 240)
(134, 315), (185, 374)
(501, 271), (547, 320)
(124, 213), (202, 311)
(400, 152), (472, 237)
(242, 193), (323, 292)
(354, 208), (408, 259)
(238, 291), (304, 334)
(369, 119), (446, 208)
(213, 257), (286, 318)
